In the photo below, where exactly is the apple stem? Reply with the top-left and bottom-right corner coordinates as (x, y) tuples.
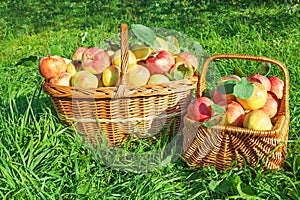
(47, 49), (51, 57)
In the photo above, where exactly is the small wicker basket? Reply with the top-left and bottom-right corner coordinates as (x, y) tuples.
(42, 24), (198, 147)
(182, 54), (290, 171)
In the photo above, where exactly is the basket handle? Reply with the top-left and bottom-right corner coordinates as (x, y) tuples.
(196, 54), (289, 116)
(115, 24), (129, 97)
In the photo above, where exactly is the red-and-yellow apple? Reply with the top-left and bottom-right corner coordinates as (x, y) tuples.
(187, 97), (213, 122)
(145, 50), (175, 74)
(243, 110), (273, 130)
(236, 82), (268, 110)
(72, 46), (88, 61)
(128, 65), (151, 86)
(102, 65), (120, 87)
(258, 91), (280, 119)
(82, 47), (111, 74)
(247, 74), (271, 91)
(39, 55), (67, 80)
(49, 72), (72, 86)
(71, 71), (99, 88)
(269, 76), (284, 99)
(218, 100), (245, 126)
(175, 52), (199, 70)
(147, 74), (171, 85)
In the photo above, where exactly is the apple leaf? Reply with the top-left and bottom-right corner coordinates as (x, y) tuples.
(234, 66), (248, 77)
(173, 64), (194, 80)
(216, 81), (237, 94)
(131, 24), (156, 47)
(256, 63), (271, 76)
(233, 77), (254, 100)
(211, 103), (226, 114)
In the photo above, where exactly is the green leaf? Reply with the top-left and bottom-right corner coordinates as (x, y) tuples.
(49, 45), (63, 56)
(233, 77), (254, 99)
(211, 103), (225, 114)
(173, 63), (194, 80)
(165, 73), (175, 81)
(209, 180), (221, 191)
(216, 82), (237, 94)
(256, 63), (271, 76)
(234, 66), (248, 77)
(131, 24), (156, 47)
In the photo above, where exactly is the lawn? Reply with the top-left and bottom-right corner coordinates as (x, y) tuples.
(0, 0), (299, 199)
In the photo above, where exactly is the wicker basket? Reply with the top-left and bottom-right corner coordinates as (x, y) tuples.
(42, 24), (198, 147)
(182, 54), (290, 171)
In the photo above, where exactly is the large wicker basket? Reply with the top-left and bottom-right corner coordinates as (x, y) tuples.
(42, 24), (198, 147)
(182, 54), (290, 171)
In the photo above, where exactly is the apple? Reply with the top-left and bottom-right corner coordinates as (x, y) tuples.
(71, 71), (99, 88)
(128, 65), (151, 86)
(269, 76), (284, 99)
(175, 52), (199, 70)
(187, 97), (213, 122)
(169, 62), (194, 80)
(145, 50), (175, 75)
(39, 55), (67, 80)
(243, 110), (273, 130)
(49, 72), (72, 86)
(147, 74), (171, 85)
(66, 60), (82, 76)
(82, 47), (111, 74)
(218, 101), (245, 127)
(72, 46), (88, 61)
(247, 74), (271, 91)
(112, 49), (137, 68)
(236, 82), (268, 110)
(258, 91), (280, 119)
(102, 65), (120, 87)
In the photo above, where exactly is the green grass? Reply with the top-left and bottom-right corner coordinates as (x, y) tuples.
(0, 0), (300, 199)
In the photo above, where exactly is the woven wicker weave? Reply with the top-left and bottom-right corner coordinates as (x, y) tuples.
(42, 24), (198, 147)
(182, 54), (290, 171)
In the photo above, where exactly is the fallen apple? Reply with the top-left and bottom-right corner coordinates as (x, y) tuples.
(39, 54), (67, 80)
(82, 47), (111, 74)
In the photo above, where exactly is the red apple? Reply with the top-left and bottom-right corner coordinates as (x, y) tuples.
(247, 74), (271, 91)
(82, 47), (111, 74)
(72, 46), (88, 61)
(269, 76), (284, 99)
(39, 55), (67, 80)
(187, 97), (213, 122)
(145, 50), (175, 74)
(218, 101), (245, 127)
(49, 72), (72, 86)
(175, 52), (199, 70)
(258, 91), (280, 119)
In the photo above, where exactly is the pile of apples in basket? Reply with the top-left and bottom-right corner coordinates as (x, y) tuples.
(187, 72), (284, 131)
(39, 40), (199, 89)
